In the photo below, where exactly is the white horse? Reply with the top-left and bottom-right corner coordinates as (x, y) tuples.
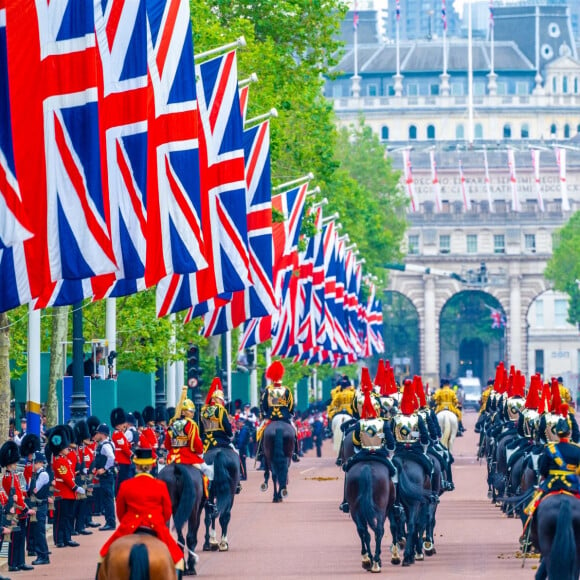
(437, 410), (459, 454)
(331, 412), (352, 453)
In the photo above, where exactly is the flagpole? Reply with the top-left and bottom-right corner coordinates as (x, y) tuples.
(352, 1), (361, 98)
(244, 108), (278, 129)
(467, 0), (474, 144)
(195, 36), (246, 63)
(440, 0), (450, 95)
(394, 0), (403, 96)
(487, 0), (497, 94)
(272, 173), (314, 192)
(238, 73), (258, 88)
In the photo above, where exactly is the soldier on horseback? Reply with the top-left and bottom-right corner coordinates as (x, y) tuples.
(256, 361), (300, 462)
(200, 378), (233, 453)
(433, 379), (462, 425)
(339, 368), (396, 513)
(327, 375), (356, 422)
(373, 360), (399, 419)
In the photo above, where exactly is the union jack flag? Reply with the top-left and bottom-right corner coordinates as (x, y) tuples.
(6, 0), (117, 299)
(145, 0), (206, 287)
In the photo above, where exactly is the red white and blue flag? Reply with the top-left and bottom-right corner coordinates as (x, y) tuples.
(442, 0), (447, 31)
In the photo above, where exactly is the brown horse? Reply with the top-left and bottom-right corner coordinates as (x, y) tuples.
(260, 421), (294, 502)
(345, 461), (395, 573)
(98, 533), (177, 580)
(159, 463), (205, 575)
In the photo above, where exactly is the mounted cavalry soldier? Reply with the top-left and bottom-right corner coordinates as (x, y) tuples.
(374, 360), (399, 419)
(200, 378), (233, 453)
(257, 361), (300, 462)
(327, 375), (356, 422)
(339, 369), (397, 513)
(433, 379), (462, 424)
(538, 378), (580, 445)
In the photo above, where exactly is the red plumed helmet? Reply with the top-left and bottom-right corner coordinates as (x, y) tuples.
(374, 359), (386, 389)
(551, 377), (562, 414)
(385, 366), (398, 396)
(266, 360), (285, 383)
(538, 382), (552, 414)
(361, 390), (378, 419)
(413, 375), (427, 408)
(524, 375), (541, 409)
(493, 362), (504, 391)
(360, 367), (373, 393)
(560, 403), (569, 419)
(205, 377), (225, 405)
(511, 371), (525, 398)
(400, 379), (416, 415)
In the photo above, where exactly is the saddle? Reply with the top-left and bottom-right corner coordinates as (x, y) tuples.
(342, 449), (397, 478)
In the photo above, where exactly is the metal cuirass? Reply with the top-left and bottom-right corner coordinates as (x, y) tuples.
(201, 406), (220, 432)
(267, 386), (287, 408)
(359, 419), (385, 450)
(393, 414), (419, 443)
(522, 408), (539, 438)
(169, 419), (189, 448)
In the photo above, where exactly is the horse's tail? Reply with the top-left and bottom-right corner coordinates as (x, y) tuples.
(212, 450), (233, 514)
(548, 498), (576, 580)
(395, 458), (431, 504)
(128, 543), (150, 580)
(173, 464), (195, 532)
(357, 464), (380, 530)
(441, 413), (452, 449)
(273, 427), (288, 490)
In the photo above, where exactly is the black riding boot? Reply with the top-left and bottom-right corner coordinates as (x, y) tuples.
(95, 563), (101, 580)
(339, 477), (349, 513)
(292, 435), (300, 462)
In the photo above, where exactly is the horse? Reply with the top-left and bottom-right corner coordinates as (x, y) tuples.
(345, 461), (395, 573)
(260, 421), (294, 502)
(202, 447), (240, 552)
(436, 410), (458, 453)
(332, 412), (353, 456)
(531, 494), (580, 580)
(392, 454), (433, 566)
(97, 533), (177, 580)
(159, 463), (205, 575)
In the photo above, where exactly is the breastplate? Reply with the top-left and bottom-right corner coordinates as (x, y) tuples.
(201, 407), (220, 432)
(393, 414), (419, 443)
(506, 397), (525, 421)
(267, 387), (287, 408)
(522, 408), (538, 438)
(543, 413), (560, 443)
(169, 419), (189, 448)
(359, 419), (384, 449)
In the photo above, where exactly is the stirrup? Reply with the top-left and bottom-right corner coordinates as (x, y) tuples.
(235, 482), (242, 495)
(292, 453), (300, 462)
(339, 501), (350, 513)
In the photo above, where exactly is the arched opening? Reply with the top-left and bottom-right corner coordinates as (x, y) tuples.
(427, 125), (436, 140)
(409, 125), (417, 140)
(550, 123), (557, 137)
(521, 123), (529, 139)
(503, 124), (511, 138)
(382, 291), (420, 383)
(381, 126), (389, 141)
(439, 290), (506, 384)
(456, 124), (464, 139)
(564, 123), (571, 138)
(474, 123), (483, 139)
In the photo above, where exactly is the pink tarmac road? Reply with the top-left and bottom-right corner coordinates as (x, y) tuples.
(4, 411), (539, 579)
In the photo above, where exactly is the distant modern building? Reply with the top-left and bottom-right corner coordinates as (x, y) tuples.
(327, 0), (580, 391)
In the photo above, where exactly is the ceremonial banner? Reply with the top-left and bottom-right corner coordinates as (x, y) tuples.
(555, 147), (570, 211)
(507, 149), (520, 212)
(429, 150), (442, 212)
(459, 159), (471, 211)
(530, 149), (545, 212)
(402, 149), (416, 212)
(483, 146), (494, 212)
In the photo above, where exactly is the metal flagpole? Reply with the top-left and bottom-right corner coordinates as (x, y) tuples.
(272, 173), (314, 192)
(27, 306), (41, 435)
(442, 0), (447, 77)
(195, 37), (246, 63)
(468, 0), (474, 144)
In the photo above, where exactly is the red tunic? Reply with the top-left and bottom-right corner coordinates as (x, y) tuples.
(99, 473), (183, 564)
(139, 427), (158, 459)
(164, 419), (203, 465)
(1, 472), (26, 514)
(53, 454), (78, 500)
(112, 430), (132, 465)
(23, 462), (33, 488)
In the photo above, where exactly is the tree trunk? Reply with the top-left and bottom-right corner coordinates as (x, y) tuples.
(0, 312), (11, 443)
(46, 306), (69, 427)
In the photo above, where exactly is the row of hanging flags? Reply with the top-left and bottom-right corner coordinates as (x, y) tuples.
(402, 147), (571, 213)
(0, 0), (384, 365)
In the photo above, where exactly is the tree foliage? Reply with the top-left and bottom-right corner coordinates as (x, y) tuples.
(545, 211), (580, 325)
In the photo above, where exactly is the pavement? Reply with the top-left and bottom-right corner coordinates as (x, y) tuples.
(0, 411), (540, 579)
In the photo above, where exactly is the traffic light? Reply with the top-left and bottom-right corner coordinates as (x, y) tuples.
(187, 345), (203, 388)
(245, 347), (255, 368)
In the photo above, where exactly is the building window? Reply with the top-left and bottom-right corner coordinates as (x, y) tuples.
(536, 300), (544, 328)
(494, 234), (505, 254)
(555, 299), (568, 327)
(466, 234), (478, 254)
(456, 124), (465, 139)
(367, 84), (378, 97)
(516, 82), (529, 95)
(407, 83), (418, 96)
(563, 76), (568, 94)
(474, 82), (486, 96)
(564, 123), (571, 138)
(552, 231), (560, 250)
(408, 235), (419, 255)
(503, 124), (511, 138)
(552, 77), (557, 93)
(535, 349), (544, 375)
(427, 125), (436, 140)
(521, 124), (529, 139)
(430, 84), (440, 96)
(550, 123), (557, 137)
(409, 125), (417, 140)
(497, 82), (507, 95)
(451, 83), (464, 96)
(381, 126), (389, 141)
(575, 78), (579, 94)
(387, 85), (395, 96)
(525, 234), (536, 253)
(439, 235), (451, 254)
(474, 123), (483, 139)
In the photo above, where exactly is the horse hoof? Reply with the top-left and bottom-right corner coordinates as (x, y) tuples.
(370, 562), (381, 573)
(281, 488), (288, 498)
(260, 483), (268, 492)
(219, 541), (229, 552)
(391, 557), (401, 566)
(415, 552), (424, 561)
(209, 539), (219, 552)
(487, 491), (493, 499)
(361, 554), (372, 570)
(402, 559), (412, 567)
(203, 543), (211, 552)
(423, 542), (435, 556)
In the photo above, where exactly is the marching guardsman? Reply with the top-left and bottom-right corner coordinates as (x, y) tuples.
(140, 406), (159, 460)
(85, 415), (102, 526)
(97, 448), (185, 579)
(19, 433), (40, 558)
(91, 424), (116, 531)
(525, 406), (580, 519)
(339, 370), (397, 513)
(557, 376), (572, 407)
(28, 451), (50, 565)
(50, 425), (83, 549)
(0, 440), (33, 572)
(200, 378), (233, 452)
(110, 408), (132, 494)
(164, 387), (214, 487)
(73, 420), (93, 536)
(257, 360), (300, 462)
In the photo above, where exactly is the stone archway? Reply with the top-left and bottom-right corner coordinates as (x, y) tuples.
(439, 290), (506, 384)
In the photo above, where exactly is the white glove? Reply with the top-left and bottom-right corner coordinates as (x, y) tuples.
(76, 486), (85, 495)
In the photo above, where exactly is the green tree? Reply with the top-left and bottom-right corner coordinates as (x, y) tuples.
(545, 212), (580, 325)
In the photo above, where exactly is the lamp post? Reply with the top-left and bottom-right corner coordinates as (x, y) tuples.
(69, 302), (88, 423)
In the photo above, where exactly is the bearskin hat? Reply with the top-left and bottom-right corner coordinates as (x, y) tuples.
(166, 408), (175, 422)
(87, 415), (101, 438)
(266, 360), (285, 384)
(63, 424), (76, 447)
(47, 425), (70, 456)
(110, 407), (126, 427)
(74, 420), (91, 444)
(133, 411), (144, 428)
(143, 406), (155, 424)
(155, 406), (167, 424)
(126, 412), (136, 426)
(19, 433), (41, 459)
(0, 441), (20, 467)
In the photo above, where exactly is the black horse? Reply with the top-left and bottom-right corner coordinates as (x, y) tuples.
(345, 461), (395, 573)
(531, 494), (580, 580)
(202, 447), (240, 552)
(392, 454), (432, 567)
(260, 421), (294, 502)
(159, 463), (205, 576)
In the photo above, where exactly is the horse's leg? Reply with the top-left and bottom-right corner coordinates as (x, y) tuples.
(185, 520), (198, 575)
(388, 509), (402, 565)
(402, 504), (417, 566)
(261, 467), (270, 492)
(272, 472), (280, 503)
(357, 519), (372, 571)
(371, 516), (385, 573)
(218, 508), (231, 551)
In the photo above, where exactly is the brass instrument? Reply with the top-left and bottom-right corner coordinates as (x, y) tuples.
(171, 386), (189, 425)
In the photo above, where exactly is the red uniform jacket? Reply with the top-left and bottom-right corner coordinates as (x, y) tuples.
(99, 473), (183, 563)
(112, 430), (132, 465)
(53, 454), (78, 500)
(140, 427), (158, 459)
(23, 462), (33, 488)
(1, 472), (26, 514)
(164, 419), (203, 465)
